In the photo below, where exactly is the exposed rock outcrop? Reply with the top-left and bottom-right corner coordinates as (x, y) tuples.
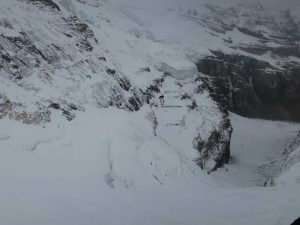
(0, 95), (50, 124)
(197, 51), (300, 122)
(30, 0), (61, 11)
(194, 117), (232, 173)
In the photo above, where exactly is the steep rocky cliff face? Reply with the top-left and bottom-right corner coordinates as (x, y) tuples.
(194, 117), (232, 173)
(187, 2), (300, 123)
(197, 52), (300, 122)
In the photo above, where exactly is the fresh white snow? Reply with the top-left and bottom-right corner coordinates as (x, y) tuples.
(213, 113), (300, 187)
(0, 0), (300, 224)
(1, 108), (300, 225)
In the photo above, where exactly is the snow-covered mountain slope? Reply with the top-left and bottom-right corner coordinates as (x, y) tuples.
(213, 113), (300, 187)
(0, 0), (235, 170)
(0, 0), (300, 224)
(1, 110), (300, 225)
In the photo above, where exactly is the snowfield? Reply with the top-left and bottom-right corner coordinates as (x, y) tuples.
(0, 0), (300, 224)
(0, 109), (300, 225)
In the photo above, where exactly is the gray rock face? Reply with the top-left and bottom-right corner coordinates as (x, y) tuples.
(197, 52), (300, 122)
(29, 0), (61, 11)
(193, 117), (232, 173)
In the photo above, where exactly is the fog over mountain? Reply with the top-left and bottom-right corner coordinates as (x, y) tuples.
(198, 0), (299, 10)
(252, 0), (298, 9)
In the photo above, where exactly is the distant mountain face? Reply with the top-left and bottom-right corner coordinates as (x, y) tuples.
(187, 3), (300, 122)
(197, 52), (300, 122)
(182, 2), (300, 57)
(184, 2), (299, 35)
